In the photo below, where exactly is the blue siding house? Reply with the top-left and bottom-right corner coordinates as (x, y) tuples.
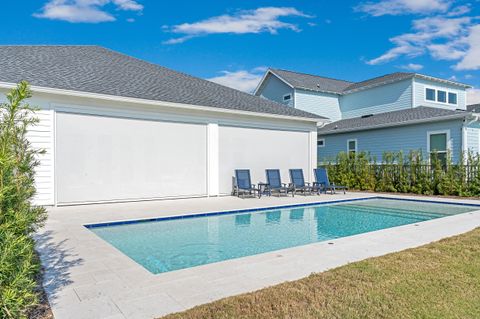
(255, 69), (476, 163)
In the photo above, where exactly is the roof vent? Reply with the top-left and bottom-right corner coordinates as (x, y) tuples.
(361, 114), (374, 118)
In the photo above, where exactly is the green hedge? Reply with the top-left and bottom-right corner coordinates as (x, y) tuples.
(0, 82), (47, 318)
(323, 150), (480, 197)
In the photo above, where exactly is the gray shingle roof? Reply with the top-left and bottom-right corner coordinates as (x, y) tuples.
(0, 46), (323, 120)
(467, 104), (480, 113)
(342, 72), (414, 93)
(318, 107), (470, 135)
(270, 69), (353, 94)
(266, 69), (471, 95)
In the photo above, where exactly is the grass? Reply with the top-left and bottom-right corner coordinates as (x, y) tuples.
(163, 228), (480, 319)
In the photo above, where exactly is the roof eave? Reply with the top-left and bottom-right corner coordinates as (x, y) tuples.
(294, 87), (342, 95)
(318, 113), (469, 136)
(414, 74), (472, 89)
(0, 82), (325, 123)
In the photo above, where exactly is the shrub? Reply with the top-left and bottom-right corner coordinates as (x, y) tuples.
(0, 81), (47, 319)
(324, 149), (480, 198)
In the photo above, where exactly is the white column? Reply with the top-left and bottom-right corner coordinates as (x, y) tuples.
(207, 123), (219, 196)
(309, 130), (318, 183)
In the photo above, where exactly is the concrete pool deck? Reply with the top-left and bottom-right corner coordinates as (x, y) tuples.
(36, 193), (480, 319)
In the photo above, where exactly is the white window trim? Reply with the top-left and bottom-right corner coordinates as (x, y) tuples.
(347, 138), (357, 153)
(318, 138), (325, 148)
(427, 130), (451, 161)
(424, 86), (458, 106)
(283, 93), (292, 101)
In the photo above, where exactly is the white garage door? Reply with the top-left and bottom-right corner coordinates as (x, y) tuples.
(219, 125), (311, 194)
(56, 112), (207, 204)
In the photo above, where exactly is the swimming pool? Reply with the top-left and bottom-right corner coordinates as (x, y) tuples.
(87, 197), (478, 274)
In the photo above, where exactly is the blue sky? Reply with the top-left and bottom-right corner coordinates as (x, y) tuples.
(1, 0), (479, 103)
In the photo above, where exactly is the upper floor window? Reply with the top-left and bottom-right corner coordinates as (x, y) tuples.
(317, 139), (325, 148)
(426, 88), (435, 101)
(425, 87), (457, 105)
(283, 94), (292, 101)
(437, 90), (447, 103)
(448, 92), (457, 104)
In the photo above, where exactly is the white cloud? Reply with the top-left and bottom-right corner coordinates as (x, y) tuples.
(468, 88), (480, 105)
(34, 0), (143, 23)
(454, 25), (480, 70)
(355, 0), (451, 16)
(207, 68), (266, 93)
(367, 15), (479, 69)
(399, 63), (424, 70)
(163, 7), (311, 44)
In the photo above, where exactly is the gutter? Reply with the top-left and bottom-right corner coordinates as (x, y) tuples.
(0, 82), (326, 124)
(318, 113), (469, 136)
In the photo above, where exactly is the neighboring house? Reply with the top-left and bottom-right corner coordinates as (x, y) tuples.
(0, 46), (324, 206)
(468, 104), (480, 113)
(255, 68), (476, 163)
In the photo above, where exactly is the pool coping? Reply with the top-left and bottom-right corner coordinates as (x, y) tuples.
(83, 196), (480, 229)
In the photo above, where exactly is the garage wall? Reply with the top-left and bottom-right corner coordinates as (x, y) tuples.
(0, 91), (56, 206)
(55, 112), (208, 204)
(27, 110), (55, 205)
(11, 90), (318, 206)
(218, 125), (312, 194)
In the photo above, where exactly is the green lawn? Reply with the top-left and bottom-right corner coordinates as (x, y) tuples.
(163, 228), (480, 319)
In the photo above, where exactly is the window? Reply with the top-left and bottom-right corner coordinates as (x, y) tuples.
(426, 88), (436, 101)
(437, 90), (447, 103)
(347, 139), (357, 154)
(448, 92), (457, 105)
(283, 94), (291, 101)
(317, 139), (325, 148)
(428, 131), (449, 166)
(425, 87), (458, 105)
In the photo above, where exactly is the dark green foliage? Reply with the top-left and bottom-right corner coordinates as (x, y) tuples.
(323, 150), (480, 197)
(0, 82), (47, 318)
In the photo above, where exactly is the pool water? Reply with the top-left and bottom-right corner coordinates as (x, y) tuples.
(88, 198), (477, 274)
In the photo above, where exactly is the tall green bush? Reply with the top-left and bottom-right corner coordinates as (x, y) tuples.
(324, 149), (480, 198)
(0, 81), (47, 318)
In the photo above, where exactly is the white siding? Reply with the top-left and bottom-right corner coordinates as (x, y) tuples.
(294, 89), (341, 121)
(0, 91), (55, 206)
(26, 109), (55, 205)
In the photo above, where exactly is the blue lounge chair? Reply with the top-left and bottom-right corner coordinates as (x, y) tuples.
(289, 169), (314, 196)
(266, 169), (291, 197)
(234, 169), (259, 198)
(314, 168), (347, 194)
